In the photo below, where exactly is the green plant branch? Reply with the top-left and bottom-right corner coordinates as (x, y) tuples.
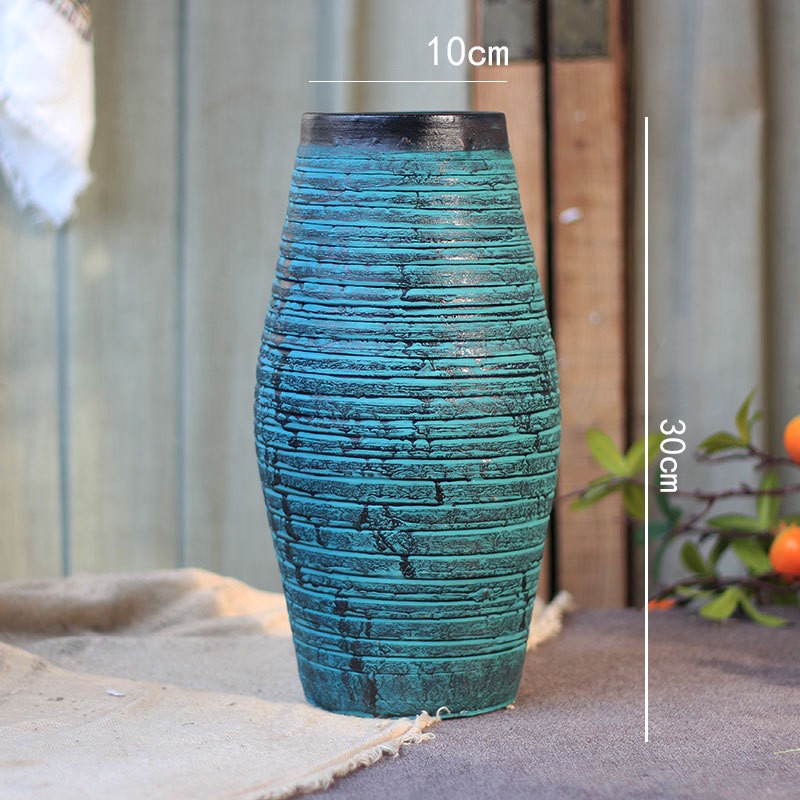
(695, 528), (774, 542)
(650, 573), (800, 603)
(665, 497), (713, 539)
(668, 480), (800, 502)
(562, 475), (800, 507)
(696, 443), (797, 470)
(572, 393), (800, 625)
(556, 476), (636, 502)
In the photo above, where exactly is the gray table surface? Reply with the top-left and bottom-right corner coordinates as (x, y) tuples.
(322, 606), (800, 800)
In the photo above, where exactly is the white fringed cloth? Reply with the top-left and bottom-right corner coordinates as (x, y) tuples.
(0, 0), (94, 225)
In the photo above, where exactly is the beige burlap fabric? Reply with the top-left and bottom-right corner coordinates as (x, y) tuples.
(0, 569), (439, 800)
(0, 569), (574, 800)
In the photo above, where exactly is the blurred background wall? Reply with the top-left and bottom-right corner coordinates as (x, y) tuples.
(2, 0), (799, 605)
(1, 0), (471, 593)
(632, 0), (800, 586)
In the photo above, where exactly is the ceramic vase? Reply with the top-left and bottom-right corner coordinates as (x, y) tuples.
(254, 112), (560, 717)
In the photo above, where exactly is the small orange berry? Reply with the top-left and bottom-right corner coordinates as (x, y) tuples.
(647, 597), (678, 611)
(769, 522), (800, 580)
(783, 416), (800, 464)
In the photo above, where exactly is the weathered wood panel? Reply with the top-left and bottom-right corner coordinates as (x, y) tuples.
(65, 0), (180, 572)
(631, 0), (765, 592)
(549, 0), (628, 606)
(353, 0), (470, 111)
(0, 195), (61, 579)
(182, 2), (318, 590)
(765, 1), (800, 509)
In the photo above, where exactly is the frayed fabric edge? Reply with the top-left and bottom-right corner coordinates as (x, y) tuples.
(0, 90), (93, 226)
(527, 589), (577, 651)
(0, 143), (91, 227)
(262, 708), (445, 800)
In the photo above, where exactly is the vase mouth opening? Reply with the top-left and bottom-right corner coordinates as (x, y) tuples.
(300, 112), (509, 151)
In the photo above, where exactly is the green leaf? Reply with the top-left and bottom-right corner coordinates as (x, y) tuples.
(654, 473), (682, 523)
(652, 535), (673, 582)
(625, 433), (666, 476)
(770, 591), (800, 607)
(673, 586), (715, 601)
(699, 587), (742, 621)
(706, 514), (765, 533)
(623, 482), (646, 521)
(624, 437), (646, 476)
(735, 388), (758, 444)
(674, 585), (713, 598)
(757, 471), (781, 530)
(647, 434), (666, 465)
(708, 537), (731, 566)
(680, 541), (711, 576)
(570, 477), (620, 510)
(586, 428), (628, 476)
(737, 593), (789, 627)
(731, 539), (773, 574)
(635, 520), (674, 544)
(697, 431), (745, 455)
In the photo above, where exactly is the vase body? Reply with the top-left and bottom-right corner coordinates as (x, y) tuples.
(255, 112), (560, 717)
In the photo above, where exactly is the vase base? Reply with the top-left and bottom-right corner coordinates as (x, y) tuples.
(295, 646), (526, 719)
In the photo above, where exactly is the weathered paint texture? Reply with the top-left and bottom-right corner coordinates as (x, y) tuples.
(254, 113), (561, 717)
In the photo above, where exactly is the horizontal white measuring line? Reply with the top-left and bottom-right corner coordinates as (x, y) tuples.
(309, 80), (508, 84)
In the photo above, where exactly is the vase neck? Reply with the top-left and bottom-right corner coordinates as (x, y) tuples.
(299, 112), (509, 151)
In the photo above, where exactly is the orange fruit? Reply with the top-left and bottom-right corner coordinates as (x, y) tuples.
(783, 415), (800, 464)
(769, 522), (800, 579)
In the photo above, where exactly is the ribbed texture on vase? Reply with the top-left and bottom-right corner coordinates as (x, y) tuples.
(255, 116), (560, 718)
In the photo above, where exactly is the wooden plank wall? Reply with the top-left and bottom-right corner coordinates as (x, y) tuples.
(182, 3), (317, 591)
(66, 1), (180, 574)
(0, 0), (318, 587)
(12, 1), (789, 606)
(764, 1), (800, 511)
(474, 0), (628, 606)
(0, 0), (468, 589)
(549, 0), (627, 606)
(631, 0), (766, 590)
(0, 195), (61, 579)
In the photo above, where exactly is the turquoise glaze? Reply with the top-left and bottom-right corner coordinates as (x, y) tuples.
(254, 113), (560, 718)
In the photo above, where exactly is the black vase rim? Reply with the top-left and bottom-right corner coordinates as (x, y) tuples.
(300, 112), (509, 151)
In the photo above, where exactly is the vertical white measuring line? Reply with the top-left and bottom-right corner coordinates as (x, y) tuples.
(644, 116), (650, 744)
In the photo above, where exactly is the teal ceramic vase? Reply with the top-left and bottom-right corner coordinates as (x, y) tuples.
(255, 112), (560, 717)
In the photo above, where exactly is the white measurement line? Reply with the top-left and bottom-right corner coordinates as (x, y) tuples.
(308, 80), (508, 84)
(644, 115), (650, 744)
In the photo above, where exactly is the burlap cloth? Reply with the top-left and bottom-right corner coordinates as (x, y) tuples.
(0, 569), (573, 800)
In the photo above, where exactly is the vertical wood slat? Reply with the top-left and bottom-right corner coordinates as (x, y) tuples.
(472, 58), (551, 601)
(66, 0), (180, 572)
(631, 0), (765, 591)
(0, 197), (61, 579)
(765, 1), (800, 500)
(351, 0), (470, 111)
(183, 2), (318, 590)
(549, 0), (628, 606)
